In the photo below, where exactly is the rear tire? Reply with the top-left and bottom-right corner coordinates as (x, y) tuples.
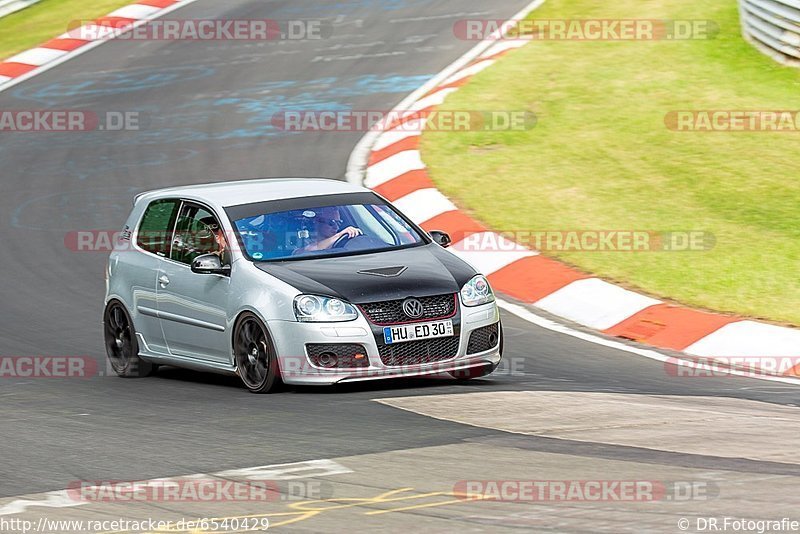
(103, 301), (156, 378)
(233, 312), (280, 393)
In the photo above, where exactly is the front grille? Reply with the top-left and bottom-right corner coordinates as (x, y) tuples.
(467, 323), (500, 354)
(378, 336), (460, 366)
(306, 343), (369, 368)
(359, 294), (457, 325)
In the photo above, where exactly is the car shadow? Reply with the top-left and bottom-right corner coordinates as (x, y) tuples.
(150, 365), (499, 395)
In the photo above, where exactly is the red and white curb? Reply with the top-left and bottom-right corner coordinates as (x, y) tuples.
(0, 0), (200, 92)
(347, 0), (800, 380)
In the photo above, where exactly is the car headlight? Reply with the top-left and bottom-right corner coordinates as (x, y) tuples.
(460, 275), (495, 307)
(294, 295), (359, 322)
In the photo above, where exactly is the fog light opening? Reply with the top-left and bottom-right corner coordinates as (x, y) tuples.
(318, 352), (338, 368)
(489, 332), (499, 347)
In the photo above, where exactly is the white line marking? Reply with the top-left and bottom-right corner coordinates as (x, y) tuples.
(216, 459), (353, 481)
(406, 87), (459, 112)
(497, 299), (800, 385)
(0, 491), (82, 517)
(479, 38), (530, 58)
(0, 459), (353, 516)
(440, 58), (495, 87)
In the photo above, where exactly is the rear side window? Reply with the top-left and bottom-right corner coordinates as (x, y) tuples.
(137, 199), (180, 256)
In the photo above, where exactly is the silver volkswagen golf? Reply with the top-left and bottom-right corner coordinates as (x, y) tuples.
(104, 178), (502, 392)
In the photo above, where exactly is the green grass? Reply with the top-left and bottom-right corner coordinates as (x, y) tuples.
(422, 0), (800, 325)
(0, 0), (133, 60)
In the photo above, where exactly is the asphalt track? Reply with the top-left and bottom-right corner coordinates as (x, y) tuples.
(0, 0), (799, 531)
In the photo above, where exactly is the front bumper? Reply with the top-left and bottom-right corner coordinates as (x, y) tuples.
(267, 300), (501, 385)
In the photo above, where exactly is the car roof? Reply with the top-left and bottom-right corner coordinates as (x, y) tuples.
(135, 178), (370, 208)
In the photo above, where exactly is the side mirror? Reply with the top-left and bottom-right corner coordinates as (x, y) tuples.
(429, 230), (452, 248)
(191, 253), (231, 276)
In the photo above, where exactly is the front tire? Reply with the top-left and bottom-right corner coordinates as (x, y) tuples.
(103, 301), (156, 378)
(233, 312), (280, 393)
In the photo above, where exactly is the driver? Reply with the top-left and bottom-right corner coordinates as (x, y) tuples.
(297, 207), (362, 253)
(197, 217), (227, 260)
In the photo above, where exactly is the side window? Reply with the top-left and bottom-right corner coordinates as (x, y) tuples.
(137, 199), (180, 256)
(170, 204), (229, 265)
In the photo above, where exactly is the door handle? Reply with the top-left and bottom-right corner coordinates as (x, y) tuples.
(158, 275), (170, 287)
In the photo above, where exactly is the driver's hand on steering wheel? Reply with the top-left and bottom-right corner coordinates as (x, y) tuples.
(300, 226), (363, 252)
(337, 226), (362, 240)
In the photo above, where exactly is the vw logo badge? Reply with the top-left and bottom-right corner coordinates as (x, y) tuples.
(402, 298), (424, 319)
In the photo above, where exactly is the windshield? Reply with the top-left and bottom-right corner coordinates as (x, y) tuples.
(230, 200), (425, 261)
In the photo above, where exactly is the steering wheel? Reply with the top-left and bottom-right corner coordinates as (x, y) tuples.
(332, 233), (352, 248)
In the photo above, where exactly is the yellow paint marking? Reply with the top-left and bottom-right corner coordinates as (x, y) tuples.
(366, 495), (489, 515)
(106, 487), (485, 532)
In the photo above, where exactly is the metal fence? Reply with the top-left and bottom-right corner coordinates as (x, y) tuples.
(0, 0), (41, 19)
(740, 0), (800, 66)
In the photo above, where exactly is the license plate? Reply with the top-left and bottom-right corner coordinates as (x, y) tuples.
(383, 320), (454, 345)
